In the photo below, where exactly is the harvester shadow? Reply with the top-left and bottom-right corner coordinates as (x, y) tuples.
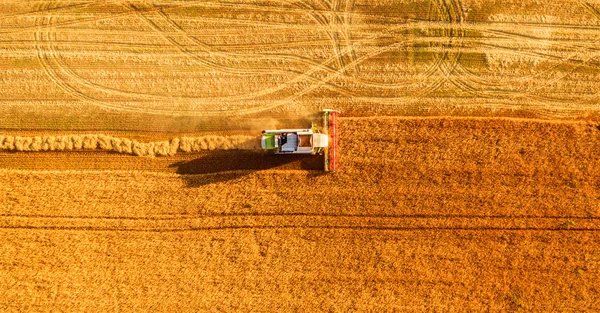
(170, 150), (325, 187)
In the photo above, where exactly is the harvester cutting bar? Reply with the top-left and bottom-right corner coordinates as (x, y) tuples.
(323, 109), (340, 172)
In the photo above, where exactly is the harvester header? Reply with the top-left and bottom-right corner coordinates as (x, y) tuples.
(322, 109), (340, 172)
(260, 109), (340, 172)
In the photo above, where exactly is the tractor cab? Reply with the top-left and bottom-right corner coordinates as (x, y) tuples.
(261, 128), (327, 154)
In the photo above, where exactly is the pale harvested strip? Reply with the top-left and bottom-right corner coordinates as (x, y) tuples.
(0, 134), (260, 156)
(2, 0), (600, 122)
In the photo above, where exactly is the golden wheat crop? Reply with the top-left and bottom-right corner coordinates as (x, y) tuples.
(2, 117), (600, 311)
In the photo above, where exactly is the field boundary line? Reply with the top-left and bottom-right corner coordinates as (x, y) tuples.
(2, 212), (598, 232)
(2, 213), (599, 221)
(340, 116), (598, 124)
(1, 225), (598, 232)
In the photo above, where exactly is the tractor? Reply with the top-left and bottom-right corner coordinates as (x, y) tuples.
(261, 109), (340, 171)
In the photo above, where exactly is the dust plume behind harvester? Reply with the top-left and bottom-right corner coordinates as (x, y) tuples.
(260, 109), (340, 172)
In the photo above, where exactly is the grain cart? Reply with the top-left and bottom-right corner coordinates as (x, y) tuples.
(261, 109), (340, 171)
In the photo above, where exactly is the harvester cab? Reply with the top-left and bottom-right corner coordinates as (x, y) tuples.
(261, 109), (340, 172)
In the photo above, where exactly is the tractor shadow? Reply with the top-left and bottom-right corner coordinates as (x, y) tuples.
(170, 150), (326, 187)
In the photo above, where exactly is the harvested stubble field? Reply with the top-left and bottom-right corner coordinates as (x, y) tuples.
(1, 0), (600, 312)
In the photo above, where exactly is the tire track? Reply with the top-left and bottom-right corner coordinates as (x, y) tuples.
(461, 3), (600, 101)
(418, 3), (600, 100)
(0, 35), (487, 95)
(294, 0), (358, 75)
(33, 1), (157, 114)
(12, 31), (555, 49)
(343, 0), (359, 73)
(332, 0), (359, 74)
(483, 29), (600, 68)
(237, 38), (422, 115)
(3, 225), (598, 232)
(0, 0), (469, 34)
(296, 0), (346, 73)
(182, 0), (364, 85)
(259, 1), (448, 94)
(581, 0), (600, 20)
(579, 0), (600, 99)
(43, 36), (201, 102)
(30, 0), (214, 115)
(122, 1), (358, 100)
(298, 0), (446, 89)
(32, 0), (428, 115)
(415, 0), (467, 97)
(443, 36), (598, 102)
(30, 1), (287, 114)
(144, 1), (359, 87)
(476, 31), (600, 100)
(1, 214), (598, 232)
(24, 0), (600, 116)
(0, 1), (207, 35)
(3, 212), (599, 221)
(0, 1), (90, 21)
(24, 0), (433, 106)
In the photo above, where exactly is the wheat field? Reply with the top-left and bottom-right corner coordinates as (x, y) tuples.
(1, 0), (600, 312)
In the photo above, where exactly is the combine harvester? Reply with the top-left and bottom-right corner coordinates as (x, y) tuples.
(261, 109), (340, 172)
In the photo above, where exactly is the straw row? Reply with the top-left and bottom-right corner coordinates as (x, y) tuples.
(0, 134), (260, 157)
